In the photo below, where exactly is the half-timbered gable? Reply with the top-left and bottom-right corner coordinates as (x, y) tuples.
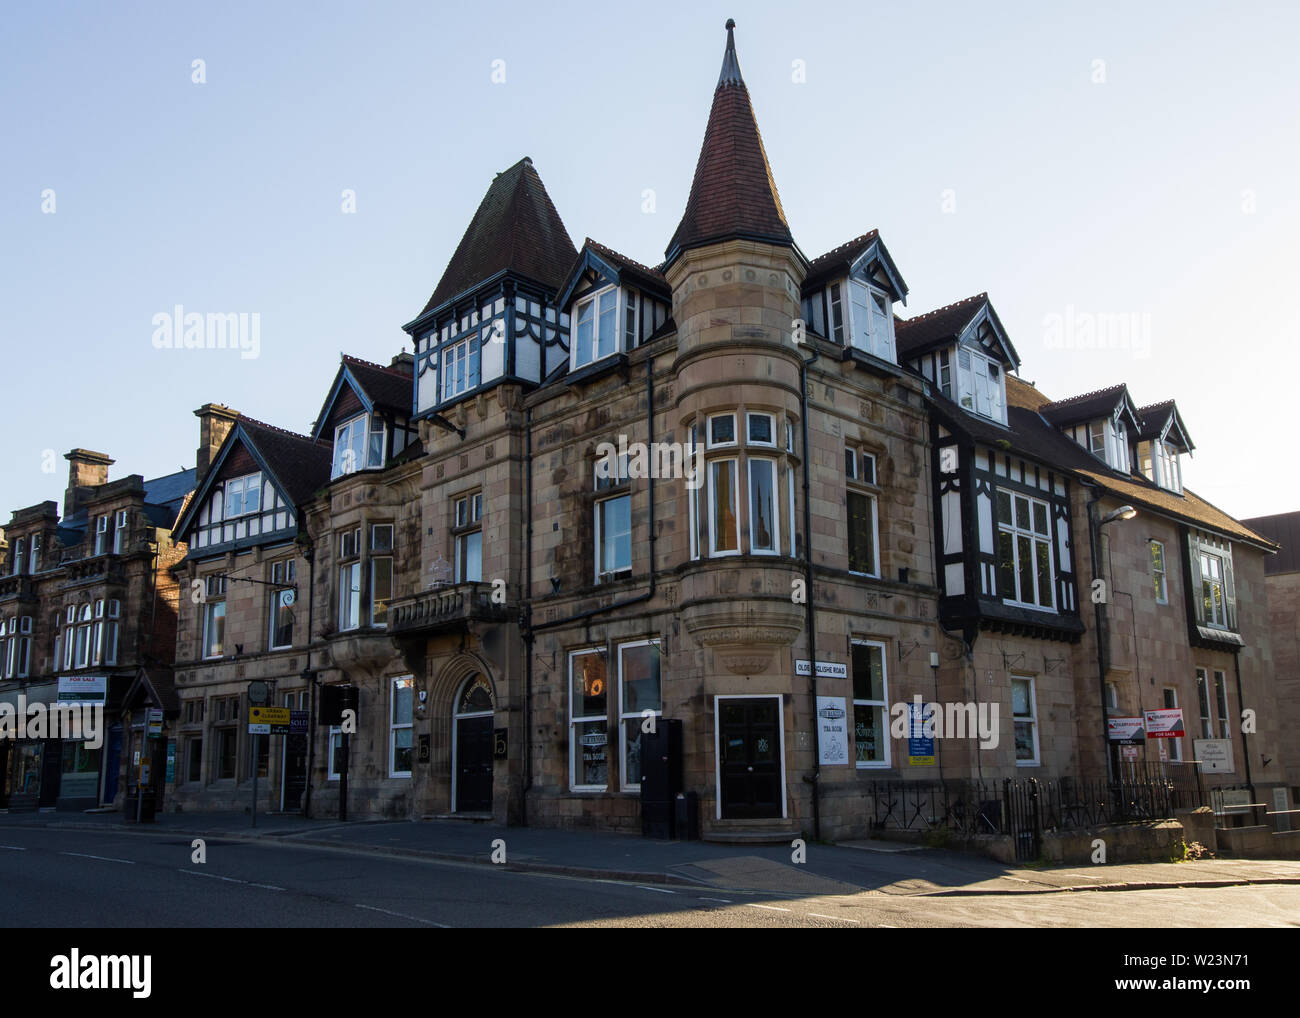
(898, 293), (1019, 425)
(312, 355), (418, 481)
(403, 157), (578, 417)
(175, 419), (330, 557)
(929, 394), (1083, 644)
(799, 229), (908, 369)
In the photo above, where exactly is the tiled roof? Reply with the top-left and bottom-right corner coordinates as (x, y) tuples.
(895, 294), (989, 357)
(803, 231), (879, 290)
(582, 239), (671, 299)
(1037, 384), (1130, 426)
(991, 379), (1273, 548)
(665, 21), (793, 263)
(341, 354), (413, 414)
(417, 158), (577, 318)
(236, 416), (332, 507)
(1240, 512), (1300, 572)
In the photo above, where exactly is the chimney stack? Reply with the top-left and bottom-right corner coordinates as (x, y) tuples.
(194, 403), (240, 485)
(64, 449), (114, 517)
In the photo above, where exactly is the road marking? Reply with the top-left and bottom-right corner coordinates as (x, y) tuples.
(808, 913), (859, 923)
(698, 897), (732, 904)
(355, 904), (449, 928)
(60, 851), (135, 865)
(635, 885), (677, 895)
(0, 846), (28, 851)
(749, 904), (791, 912)
(248, 882), (285, 891)
(179, 870), (243, 883)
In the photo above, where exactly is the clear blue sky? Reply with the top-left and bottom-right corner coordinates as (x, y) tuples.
(2, 1), (1296, 520)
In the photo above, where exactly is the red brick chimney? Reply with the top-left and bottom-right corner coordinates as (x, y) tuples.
(64, 449), (114, 517)
(194, 403), (240, 484)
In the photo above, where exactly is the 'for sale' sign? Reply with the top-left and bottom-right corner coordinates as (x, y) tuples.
(1143, 708), (1185, 738)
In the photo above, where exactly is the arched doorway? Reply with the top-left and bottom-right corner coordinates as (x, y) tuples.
(452, 674), (494, 813)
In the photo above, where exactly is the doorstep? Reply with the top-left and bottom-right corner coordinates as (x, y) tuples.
(702, 817), (801, 844)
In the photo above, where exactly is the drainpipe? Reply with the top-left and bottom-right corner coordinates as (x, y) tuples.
(301, 537), (316, 818)
(1081, 479), (1113, 782)
(523, 406), (533, 826)
(1232, 651), (1255, 821)
(798, 343), (821, 842)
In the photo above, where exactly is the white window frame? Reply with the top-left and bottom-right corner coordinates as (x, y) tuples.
(370, 523), (394, 627)
(571, 285), (621, 369)
(389, 676), (414, 778)
(617, 639), (662, 793)
(94, 516), (109, 556)
(852, 639), (890, 769)
(28, 533), (41, 573)
(954, 346), (1007, 424)
(707, 458), (740, 557)
(1200, 550), (1228, 628)
(202, 599), (225, 660)
(595, 492), (632, 581)
(996, 490), (1056, 611)
(1151, 540), (1168, 604)
(224, 473), (262, 519)
(846, 457), (880, 577)
(1012, 674), (1040, 766)
(568, 649), (609, 792)
(442, 333), (481, 401)
(113, 510), (128, 554)
(746, 412), (776, 447)
(1105, 681), (1118, 712)
(847, 278), (895, 362)
(747, 457), (780, 555)
(707, 412), (737, 449)
(453, 493), (483, 583)
(332, 414), (368, 478)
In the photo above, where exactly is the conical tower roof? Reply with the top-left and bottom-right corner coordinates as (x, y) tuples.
(665, 20), (794, 266)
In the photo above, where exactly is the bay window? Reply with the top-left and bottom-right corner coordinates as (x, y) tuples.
(338, 528), (361, 631)
(748, 459), (779, 554)
(370, 524), (393, 626)
(442, 333), (481, 401)
(996, 490), (1055, 609)
(948, 347), (1007, 424)
(332, 414), (385, 479)
(708, 459), (739, 555)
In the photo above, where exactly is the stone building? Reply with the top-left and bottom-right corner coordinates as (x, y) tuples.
(1238, 511), (1300, 817)
(0, 450), (193, 810)
(153, 21), (1288, 840)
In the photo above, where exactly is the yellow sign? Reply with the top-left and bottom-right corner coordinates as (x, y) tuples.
(908, 755), (935, 766)
(248, 707), (291, 725)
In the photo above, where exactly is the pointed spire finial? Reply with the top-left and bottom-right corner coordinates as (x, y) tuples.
(718, 18), (743, 88)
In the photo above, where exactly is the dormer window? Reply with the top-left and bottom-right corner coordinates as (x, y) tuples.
(332, 414), (385, 479)
(939, 347), (1007, 424)
(1140, 440), (1182, 493)
(1069, 418), (1129, 472)
(572, 285), (635, 369)
(847, 279), (895, 362)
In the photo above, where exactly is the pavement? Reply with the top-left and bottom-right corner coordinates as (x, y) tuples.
(3, 807), (1299, 898)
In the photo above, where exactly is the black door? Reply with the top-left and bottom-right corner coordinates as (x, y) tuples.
(720, 699), (782, 819)
(455, 716), (493, 813)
